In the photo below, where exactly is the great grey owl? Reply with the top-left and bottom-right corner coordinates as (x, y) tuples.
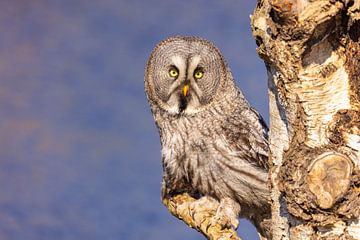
(144, 36), (271, 238)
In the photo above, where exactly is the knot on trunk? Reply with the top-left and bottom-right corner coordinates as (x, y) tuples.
(306, 152), (352, 209)
(280, 146), (360, 224)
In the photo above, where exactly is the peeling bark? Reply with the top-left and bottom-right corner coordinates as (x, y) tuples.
(251, 0), (360, 239)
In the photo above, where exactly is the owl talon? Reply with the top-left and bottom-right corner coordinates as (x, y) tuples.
(188, 196), (220, 227)
(210, 197), (240, 229)
(210, 212), (239, 229)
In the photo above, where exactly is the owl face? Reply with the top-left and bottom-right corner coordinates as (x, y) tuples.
(145, 36), (227, 115)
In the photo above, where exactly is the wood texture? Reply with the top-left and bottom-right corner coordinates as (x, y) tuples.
(251, 0), (360, 239)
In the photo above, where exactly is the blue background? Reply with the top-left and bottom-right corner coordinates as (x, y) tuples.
(0, 1), (268, 239)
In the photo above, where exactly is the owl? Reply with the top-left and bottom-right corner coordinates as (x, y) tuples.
(144, 36), (271, 238)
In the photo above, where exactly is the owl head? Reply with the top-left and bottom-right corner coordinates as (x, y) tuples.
(145, 36), (234, 115)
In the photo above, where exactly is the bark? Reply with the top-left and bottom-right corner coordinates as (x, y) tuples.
(251, 0), (360, 239)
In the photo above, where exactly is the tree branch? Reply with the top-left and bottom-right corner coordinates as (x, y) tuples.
(162, 193), (241, 240)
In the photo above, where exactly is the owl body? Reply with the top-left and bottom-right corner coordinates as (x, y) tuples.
(157, 90), (269, 212)
(145, 36), (270, 236)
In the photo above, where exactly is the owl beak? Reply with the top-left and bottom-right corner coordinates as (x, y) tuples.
(183, 84), (189, 97)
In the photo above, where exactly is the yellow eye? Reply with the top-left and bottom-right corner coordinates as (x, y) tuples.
(194, 69), (204, 79)
(169, 68), (179, 78)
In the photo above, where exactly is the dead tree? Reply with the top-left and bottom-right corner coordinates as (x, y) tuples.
(251, 0), (360, 239)
(163, 0), (360, 239)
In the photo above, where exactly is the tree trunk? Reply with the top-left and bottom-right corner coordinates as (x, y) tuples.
(251, 0), (360, 239)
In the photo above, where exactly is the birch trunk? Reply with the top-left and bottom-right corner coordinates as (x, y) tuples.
(251, 0), (360, 239)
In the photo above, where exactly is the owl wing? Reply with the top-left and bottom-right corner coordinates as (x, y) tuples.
(221, 106), (269, 170)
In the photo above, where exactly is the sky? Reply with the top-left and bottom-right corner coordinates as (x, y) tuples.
(0, 1), (268, 240)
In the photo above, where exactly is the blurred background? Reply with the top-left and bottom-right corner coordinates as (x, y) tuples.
(0, 1), (268, 240)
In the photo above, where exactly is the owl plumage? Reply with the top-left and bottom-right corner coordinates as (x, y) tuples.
(145, 36), (271, 238)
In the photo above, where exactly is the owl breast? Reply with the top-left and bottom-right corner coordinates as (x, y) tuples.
(162, 119), (216, 195)
(160, 109), (269, 208)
